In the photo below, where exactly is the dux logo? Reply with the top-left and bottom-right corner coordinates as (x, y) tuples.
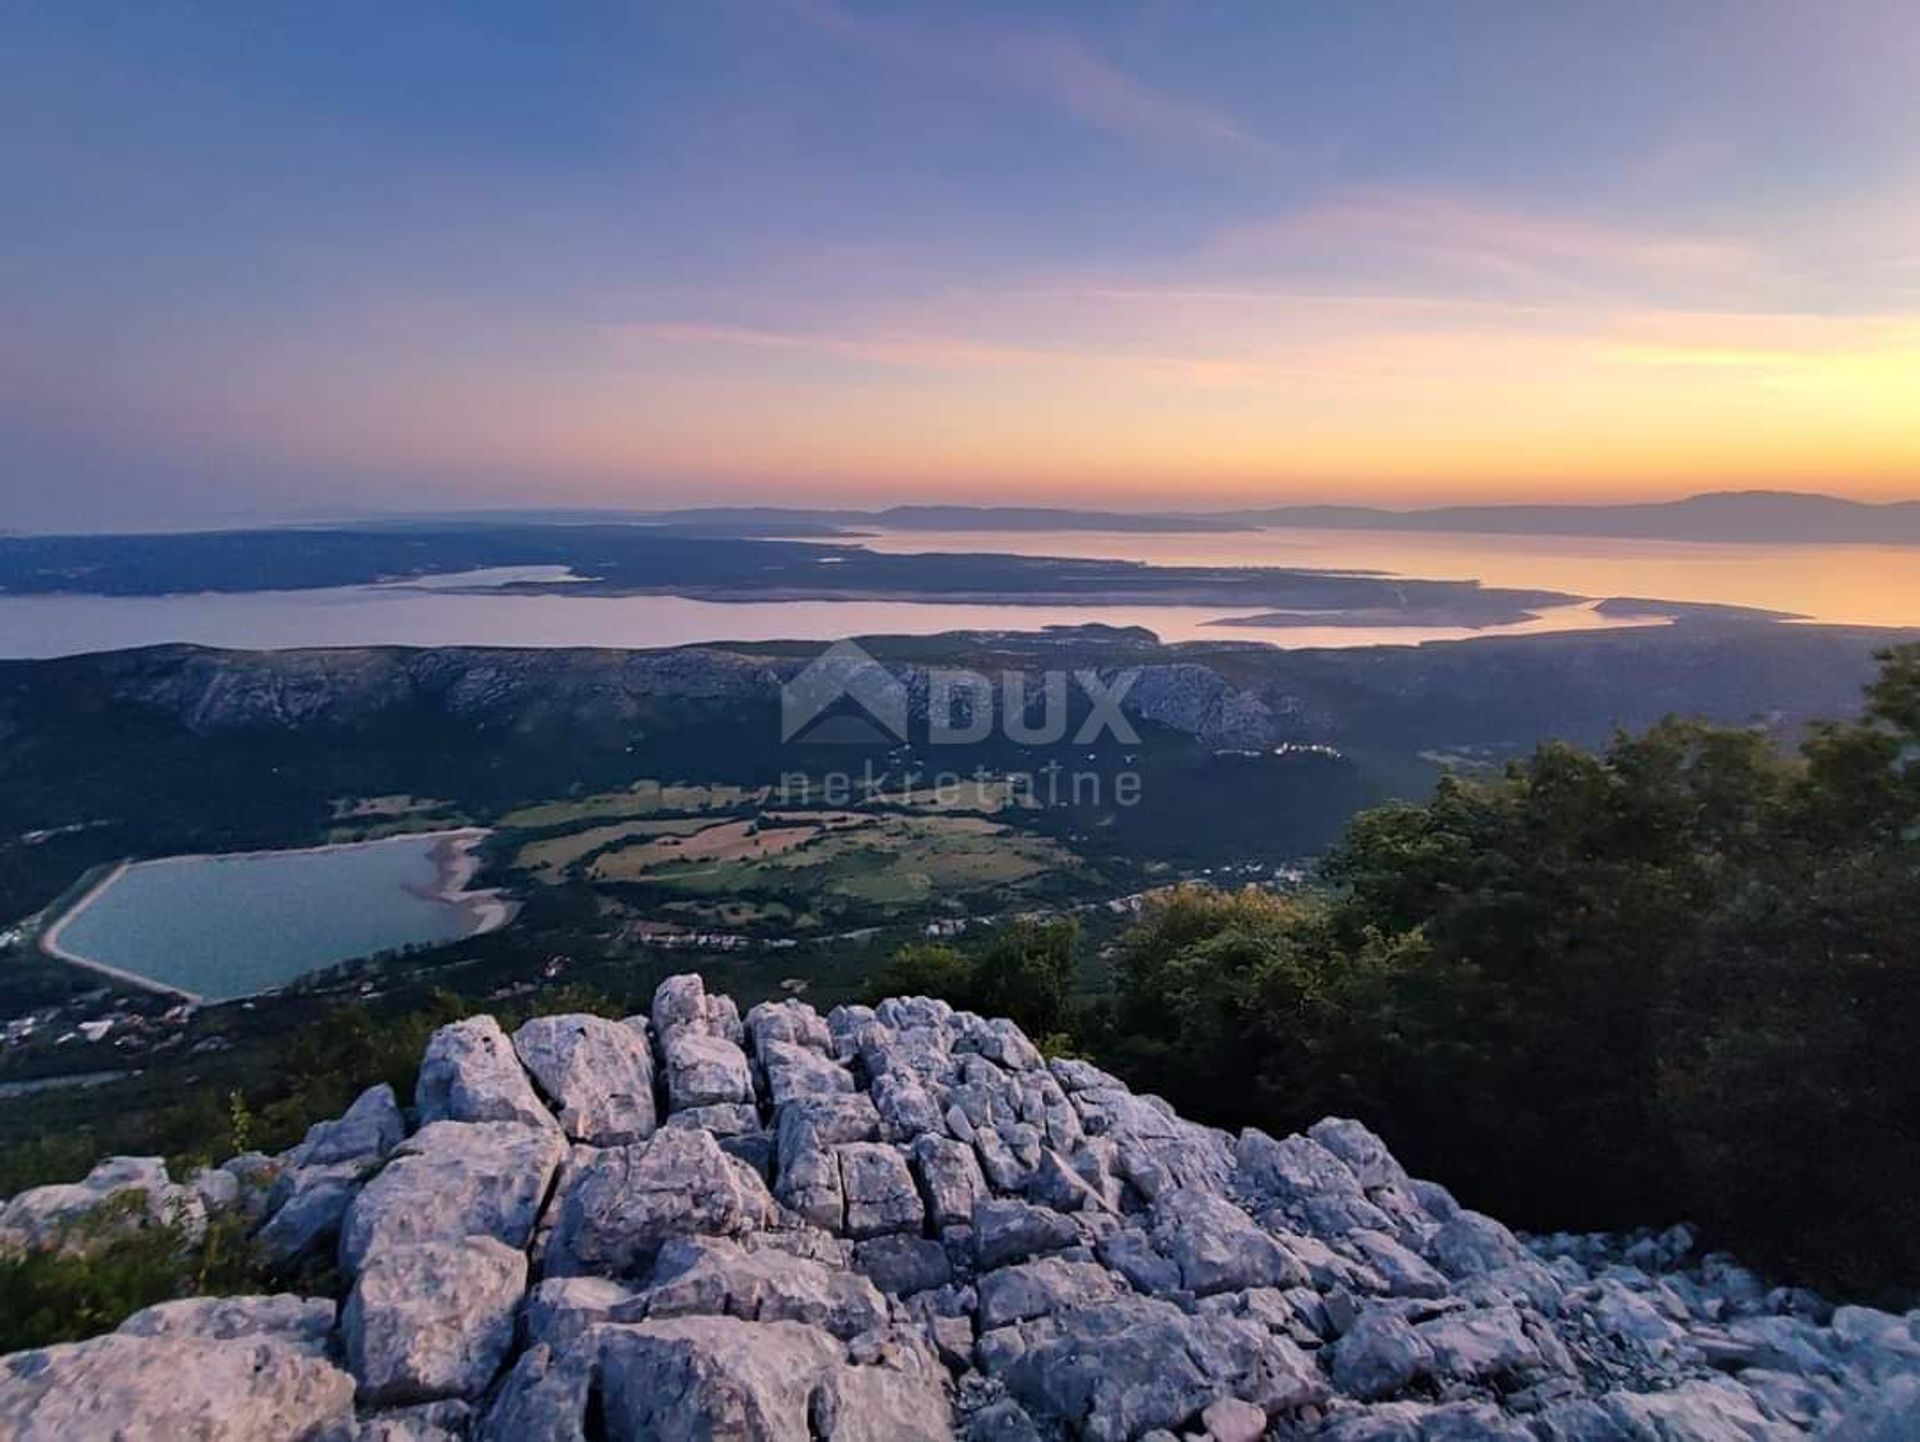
(781, 641), (910, 745)
(781, 640), (1142, 747)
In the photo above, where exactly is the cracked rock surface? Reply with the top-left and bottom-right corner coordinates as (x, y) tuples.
(3, 974), (1918, 1439)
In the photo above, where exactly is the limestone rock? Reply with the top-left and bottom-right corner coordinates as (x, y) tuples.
(286, 1083), (406, 1169)
(839, 1142), (924, 1238)
(512, 1013), (658, 1145)
(663, 1028), (755, 1112)
(642, 1234), (889, 1338)
(1, 984), (1905, 1442)
(0, 1327), (354, 1441)
(546, 1126), (779, 1277)
(416, 1015), (556, 1132)
(343, 1236), (528, 1404)
(339, 1119), (566, 1273)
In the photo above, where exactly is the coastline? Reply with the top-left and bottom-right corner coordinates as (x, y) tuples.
(37, 859), (203, 1002)
(35, 827), (516, 999)
(423, 828), (520, 936)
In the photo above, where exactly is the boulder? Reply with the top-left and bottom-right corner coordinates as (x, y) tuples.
(116, 1293), (336, 1348)
(1148, 1188), (1307, 1296)
(746, 998), (834, 1054)
(760, 1038), (855, 1107)
(977, 1257), (1128, 1329)
(546, 1126), (779, 1277)
(339, 1120), (566, 1273)
(854, 1233), (955, 1297)
(512, 1013), (658, 1145)
(286, 1083), (406, 1168)
(979, 1296), (1324, 1442)
(663, 1029), (755, 1112)
(1328, 1306), (1435, 1401)
(0, 1327), (354, 1441)
(343, 1236), (527, 1404)
(839, 1142), (924, 1238)
(416, 1016), (556, 1132)
(652, 972), (744, 1043)
(0, 1155), (195, 1256)
(256, 1160), (368, 1269)
(642, 1234), (889, 1338)
(596, 1315), (845, 1439)
(913, 1134), (988, 1228)
(357, 1399), (474, 1441)
(973, 1197), (1080, 1271)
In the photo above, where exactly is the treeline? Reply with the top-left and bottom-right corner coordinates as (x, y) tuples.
(886, 645), (1920, 1299)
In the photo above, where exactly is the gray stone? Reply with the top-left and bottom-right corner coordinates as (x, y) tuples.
(665, 1102), (762, 1136)
(287, 1083), (406, 1168)
(652, 972), (744, 1043)
(546, 1126), (779, 1277)
(522, 1274), (640, 1350)
(855, 1233), (955, 1296)
(1308, 1117), (1408, 1191)
(343, 1236), (527, 1404)
(974, 1197), (1080, 1270)
(643, 1234), (889, 1338)
(597, 1315), (844, 1440)
(475, 1342), (597, 1442)
(1149, 1187), (1306, 1295)
(0, 1327), (355, 1441)
(1201, 1395), (1267, 1442)
(339, 1120), (566, 1273)
(840, 1142), (924, 1238)
(357, 1399), (474, 1441)
(873, 1071), (946, 1140)
(981, 1296), (1323, 1442)
(913, 1134), (988, 1228)
(1328, 1306), (1434, 1401)
(416, 1015), (556, 1132)
(256, 1161), (366, 1269)
(761, 1037), (855, 1107)
(512, 1013), (658, 1145)
(746, 998), (833, 1054)
(117, 1293), (337, 1348)
(0, 1155), (196, 1256)
(977, 1256), (1127, 1328)
(664, 1028), (755, 1111)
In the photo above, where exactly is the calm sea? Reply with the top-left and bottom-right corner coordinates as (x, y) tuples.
(0, 530), (1912, 659)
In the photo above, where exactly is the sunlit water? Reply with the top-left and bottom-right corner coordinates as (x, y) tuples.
(0, 587), (1640, 658)
(0, 528), (1913, 659)
(856, 527), (1920, 628)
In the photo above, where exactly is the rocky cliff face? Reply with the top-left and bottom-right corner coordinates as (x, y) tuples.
(2, 978), (1916, 1440)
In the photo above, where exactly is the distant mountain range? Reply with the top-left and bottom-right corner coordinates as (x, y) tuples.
(614, 491), (1920, 545)
(1207, 490), (1920, 544)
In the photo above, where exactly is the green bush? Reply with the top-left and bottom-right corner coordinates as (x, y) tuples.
(0, 1197), (267, 1352)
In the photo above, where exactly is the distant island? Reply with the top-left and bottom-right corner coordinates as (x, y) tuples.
(1205, 489), (1920, 545)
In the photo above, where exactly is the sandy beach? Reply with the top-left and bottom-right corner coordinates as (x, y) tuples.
(422, 828), (520, 936)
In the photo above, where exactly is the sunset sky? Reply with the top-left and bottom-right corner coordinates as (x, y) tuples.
(6, 2), (1920, 529)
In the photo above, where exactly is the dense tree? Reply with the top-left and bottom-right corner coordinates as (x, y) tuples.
(1105, 645), (1920, 1296)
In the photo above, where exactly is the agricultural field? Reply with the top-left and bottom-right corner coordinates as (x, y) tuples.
(494, 783), (1094, 933)
(497, 781), (767, 829)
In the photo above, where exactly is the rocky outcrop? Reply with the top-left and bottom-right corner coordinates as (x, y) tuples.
(3, 974), (1918, 1439)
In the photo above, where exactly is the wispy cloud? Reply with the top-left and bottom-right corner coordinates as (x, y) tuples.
(1208, 187), (1774, 304)
(781, 0), (1284, 166)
